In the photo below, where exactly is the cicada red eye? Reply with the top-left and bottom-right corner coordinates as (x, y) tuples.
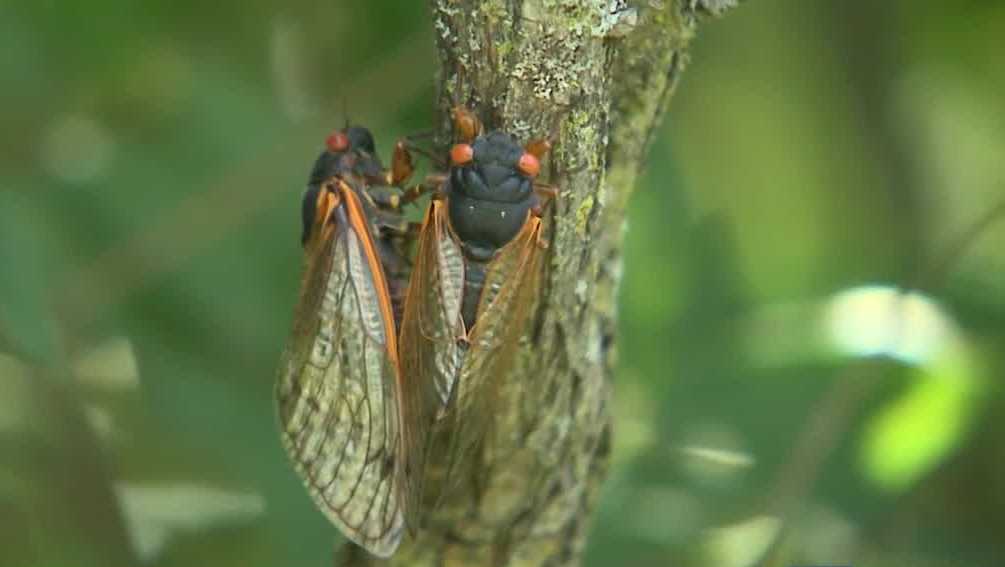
(516, 152), (540, 178)
(450, 143), (474, 166)
(326, 130), (350, 153)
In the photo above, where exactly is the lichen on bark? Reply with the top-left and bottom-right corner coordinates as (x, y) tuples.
(341, 1), (737, 565)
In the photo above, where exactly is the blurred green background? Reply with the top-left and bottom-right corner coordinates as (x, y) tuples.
(2, 1), (1004, 566)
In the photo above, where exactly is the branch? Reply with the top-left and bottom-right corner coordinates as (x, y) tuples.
(345, 1), (737, 564)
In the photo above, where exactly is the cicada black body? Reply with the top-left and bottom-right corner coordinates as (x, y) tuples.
(397, 108), (552, 523)
(275, 126), (415, 557)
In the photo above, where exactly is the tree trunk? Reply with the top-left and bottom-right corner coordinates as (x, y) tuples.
(344, 1), (737, 565)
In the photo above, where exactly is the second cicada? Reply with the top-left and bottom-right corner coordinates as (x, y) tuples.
(397, 107), (554, 521)
(275, 125), (415, 557)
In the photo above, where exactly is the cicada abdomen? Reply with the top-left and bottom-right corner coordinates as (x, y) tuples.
(397, 108), (552, 524)
(276, 126), (413, 557)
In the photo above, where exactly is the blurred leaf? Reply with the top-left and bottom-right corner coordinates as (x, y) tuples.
(859, 346), (983, 491)
(72, 336), (139, 391)
(115, 482), (265, 563)
(700, 515), (780, 567)
(3, 367), (138, 567)
(0, 192), (58, 361)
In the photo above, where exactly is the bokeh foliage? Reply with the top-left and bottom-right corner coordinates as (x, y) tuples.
(2, 1), (1004, 566)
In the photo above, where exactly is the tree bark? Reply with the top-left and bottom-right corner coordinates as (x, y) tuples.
(345, 1), (736, 565)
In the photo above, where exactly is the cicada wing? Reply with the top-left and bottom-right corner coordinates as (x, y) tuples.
(469, 216), (558, 497)
(276, 182), (404, 557)
(397, 199), (466, 530)
(435, 215), (548, 497)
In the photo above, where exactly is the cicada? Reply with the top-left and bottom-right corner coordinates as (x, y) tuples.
(397, 107), (553, 521)
(275, 125), (415, 557)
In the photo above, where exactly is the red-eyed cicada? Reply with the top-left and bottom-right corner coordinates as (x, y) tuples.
(275, 125), (415, 557)
(396, 108), (553, 523)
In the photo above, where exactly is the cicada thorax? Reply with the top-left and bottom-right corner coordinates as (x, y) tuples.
(446, 130), (539, 331)
(276, 125), (417, 558)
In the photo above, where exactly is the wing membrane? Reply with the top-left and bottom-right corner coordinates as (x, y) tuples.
(397, 199), (465, 529)
(276, 180), (404, 557)
(398, 205), (547, 520)
(439, 215), (546, 483)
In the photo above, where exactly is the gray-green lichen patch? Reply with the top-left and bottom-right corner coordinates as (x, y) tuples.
(510, 26), (587, 106)
(575, 194), (595, 238)
(509, 0), (615, 104)
(593, 0), (638, 38)
(688, 0), (742, 17)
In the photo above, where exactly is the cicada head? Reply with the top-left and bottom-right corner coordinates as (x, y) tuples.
(302, 126), (387, 245)
(344, 126), (386, 178)
(447, 131), (539, 260)
(308, 126), (384, 185)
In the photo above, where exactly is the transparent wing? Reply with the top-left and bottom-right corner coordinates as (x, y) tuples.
(399, 203), (547, 527)
(275, 182), (404, 557)
(397, 199), (466, 530)
(436, 214), (547, 490)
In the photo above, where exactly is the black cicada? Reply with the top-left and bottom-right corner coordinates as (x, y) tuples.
(396, 107), (553, 523)
(275, 125), (415, 557)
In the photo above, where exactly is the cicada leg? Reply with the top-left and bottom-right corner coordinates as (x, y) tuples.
(405, 221), (423, 237)
(388, 137), (449, 207)
(531, 183), (559, 214)
(451, 105), (482, 143)
(395, 138), (447, 175)
(525, 138), (551, 161)
(399, 173), (447, 206)
(389, 139), (416, 186)
(366, 186), (403, 211)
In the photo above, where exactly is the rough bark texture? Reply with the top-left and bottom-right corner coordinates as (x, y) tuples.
(344, 1), (735, 565)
